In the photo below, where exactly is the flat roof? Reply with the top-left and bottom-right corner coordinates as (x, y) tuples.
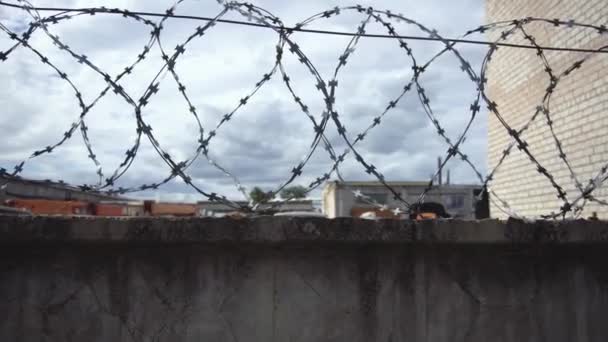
(328, 180), (482, 188)
(197, 200), (313, 205)
(0, 175), (131, 201)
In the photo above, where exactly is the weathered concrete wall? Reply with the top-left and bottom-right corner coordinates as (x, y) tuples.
(1, 216), (608, 341)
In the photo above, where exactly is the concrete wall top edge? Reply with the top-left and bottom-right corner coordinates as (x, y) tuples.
(1, 215), (608, 245)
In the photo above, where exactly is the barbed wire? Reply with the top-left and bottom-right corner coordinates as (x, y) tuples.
(1, 0), (607, 219)
(2, 0), (608, 54)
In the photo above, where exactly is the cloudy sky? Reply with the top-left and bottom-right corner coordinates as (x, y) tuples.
(0, 0), (488, 202)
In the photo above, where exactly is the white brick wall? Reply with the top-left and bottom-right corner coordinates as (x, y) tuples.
(486, 0), (608, 218)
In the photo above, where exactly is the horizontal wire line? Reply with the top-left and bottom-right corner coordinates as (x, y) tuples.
(1, 1), (608, 54)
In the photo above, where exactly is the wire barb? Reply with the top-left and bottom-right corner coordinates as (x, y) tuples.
(1, 1), (607, 219)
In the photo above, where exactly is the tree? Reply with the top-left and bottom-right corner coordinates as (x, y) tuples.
(249, 186), (274, 203)
(280, 185), (307, 200)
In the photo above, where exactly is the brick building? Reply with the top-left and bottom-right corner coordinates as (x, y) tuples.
(485, 0), (608, 218)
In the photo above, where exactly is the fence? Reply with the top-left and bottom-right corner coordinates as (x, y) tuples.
(1, 0), (608, 219)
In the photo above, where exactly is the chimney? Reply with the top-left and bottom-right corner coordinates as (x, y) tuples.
(446, 169), (450, 185)
(437, 156), (443, 185)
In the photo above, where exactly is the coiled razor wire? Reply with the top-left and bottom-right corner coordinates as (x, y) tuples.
(1, 0), (608, 219)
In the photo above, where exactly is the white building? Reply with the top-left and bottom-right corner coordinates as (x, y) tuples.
(322, 181), (488, 219)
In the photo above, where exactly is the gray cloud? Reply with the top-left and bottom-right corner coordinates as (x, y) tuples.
(0, 0), (487, 201)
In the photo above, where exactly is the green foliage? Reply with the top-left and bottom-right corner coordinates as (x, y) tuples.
(280, 185), (307, 199)
(249, 186), (274, 203)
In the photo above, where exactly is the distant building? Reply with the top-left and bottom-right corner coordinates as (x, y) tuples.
(322, 181), (488, 219)
(0, 175), (145, 216)
(94, 201), (146, 217)
(0, 205), (30, 216)
(144, 201), (197, 217)
(197, 200), (316, 217)
(4, 199), (93, 216)
(0, 175), (121, 203)
(486, 0), (608, 218)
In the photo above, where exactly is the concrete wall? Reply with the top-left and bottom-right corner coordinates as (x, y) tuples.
(485, 0), (608, 219)
(1, 216), (608, 341)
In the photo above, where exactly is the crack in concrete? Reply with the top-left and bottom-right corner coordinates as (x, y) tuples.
(218, 311), (239, 342)
(272, 259), (277, 342)
(291, 267), (322, 299)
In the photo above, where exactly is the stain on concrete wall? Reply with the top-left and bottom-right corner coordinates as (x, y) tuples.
(1, 217), (608, 341)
